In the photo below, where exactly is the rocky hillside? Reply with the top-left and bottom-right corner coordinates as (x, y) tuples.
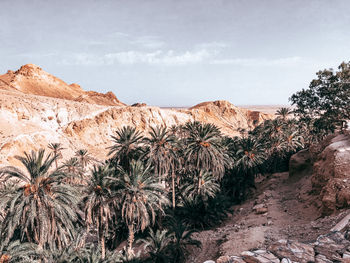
(0, 64), (273, 167)
(0, 64), (124, 106)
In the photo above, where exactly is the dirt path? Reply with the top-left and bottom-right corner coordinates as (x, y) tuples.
(187, 172), (347, 263)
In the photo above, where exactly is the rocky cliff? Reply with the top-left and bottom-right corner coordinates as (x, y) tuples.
(308, 133), (350, 216)
(0, 64), (125, 106)
(286, 131), (350, 217)
(0, 64), (273, 167)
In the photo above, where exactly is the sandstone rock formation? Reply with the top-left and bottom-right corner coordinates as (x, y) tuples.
(287, 132), (350, 216)
(0, 64), (124, 106)
(0, 64), (273, 168)
(311, 133), (350, 215)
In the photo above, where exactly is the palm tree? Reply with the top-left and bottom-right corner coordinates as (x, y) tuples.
(143, 126), (176, 183)
(184, 122), (228, 194)
(235, 136), (266, 189)
(262, 118), (285, 139)
(48, 142), (64, 169)
(0, 241), (39, 263)
(143, 126), (179, 209)
(0, 149), (79, 250)
(138, 229), (173, 263)
(117, 160), (169, 256)
(45, 245), (123, 263)
(61, 157), (84, 177)
(84, 165), (116, 259)
(107, 126), (143, 171)
(276, 107), (292, 121)
(169, 125), (179, 136)
(182, 172), (220, 202)
(75, 149), (94, 170)
(168, 220), (201, 263)
(280, 130), (304, 154)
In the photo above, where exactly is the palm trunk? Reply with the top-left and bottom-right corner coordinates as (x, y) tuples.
(196, 154), (202, 195)
(37, 198), (44, 249)
(127, 224), (135, 256)
(100, 206), (106, 259)
(101, 234), (105, 260)
(172, 171), (176, 209)
(197, 170), (203, 195)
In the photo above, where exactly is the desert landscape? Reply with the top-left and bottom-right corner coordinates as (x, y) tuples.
(2, 1), (350, 263)
(0, 64), (272, 168)
(1, 62), (350, 263)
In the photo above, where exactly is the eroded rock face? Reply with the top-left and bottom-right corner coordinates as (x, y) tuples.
(311, 133), (350, 215)
(0, 64), (124, 106)
(0, 65), (273, 168)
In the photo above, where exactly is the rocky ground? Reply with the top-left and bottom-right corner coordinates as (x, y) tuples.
(187, 171), (349, 263)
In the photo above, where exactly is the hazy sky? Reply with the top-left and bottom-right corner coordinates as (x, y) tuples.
(1, 0), (350, 106)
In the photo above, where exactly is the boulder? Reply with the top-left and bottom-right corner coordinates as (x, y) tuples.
(216, 256), (245, 263)
(216, 256), (230, 263)
(229, 256), (246, 263)
(268, 239), (314, 263)
(241, 250), (280, 263)
(253, 204), (268, 214)
(311, 134), (350, 215)
(281, 259), (297, 263)
(315, 254), (333, 263)
(314, 231), (350, 261)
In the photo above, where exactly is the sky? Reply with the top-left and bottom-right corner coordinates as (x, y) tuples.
(1, 0), (350, 107)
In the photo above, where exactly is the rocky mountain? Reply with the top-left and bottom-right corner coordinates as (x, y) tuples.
(0, 64), (124, 106)
(0, 64), (273, 167)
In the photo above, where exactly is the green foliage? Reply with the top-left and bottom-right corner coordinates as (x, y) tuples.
(143, 125), (177, 182)
(107, 126), (144, 171)
(290, 61), (350, 139)
(166, 219), (201, 263)
(61, 157), (83, 177)
(75, 149), (95, 170)
(276, 107), (292, 121)
(0, 149), (80, 250)
(176, 194), (232, 229)
(184, 122), (229, 179)
(0, 241), (39, 263)
(116, 160), (170, 254)
(48, 142), (65, 169)
(138, 229), (173, 263)
(84, 164), (117, 259)
(182, 172), (220, 201)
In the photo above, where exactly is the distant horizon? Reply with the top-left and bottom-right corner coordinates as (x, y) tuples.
(159, 104), (289, 108)
(1, 0), (350, 106)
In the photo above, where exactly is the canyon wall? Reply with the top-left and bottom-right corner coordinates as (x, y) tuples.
(0, 64), (273, 167)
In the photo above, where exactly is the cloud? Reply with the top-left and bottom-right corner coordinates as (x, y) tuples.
(132, 36), (165, 49)
(62, 49), (213, 66)
(58, 45), (303, 68)
(211, 56), (303, 66)
(196, 42), (229, 50)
